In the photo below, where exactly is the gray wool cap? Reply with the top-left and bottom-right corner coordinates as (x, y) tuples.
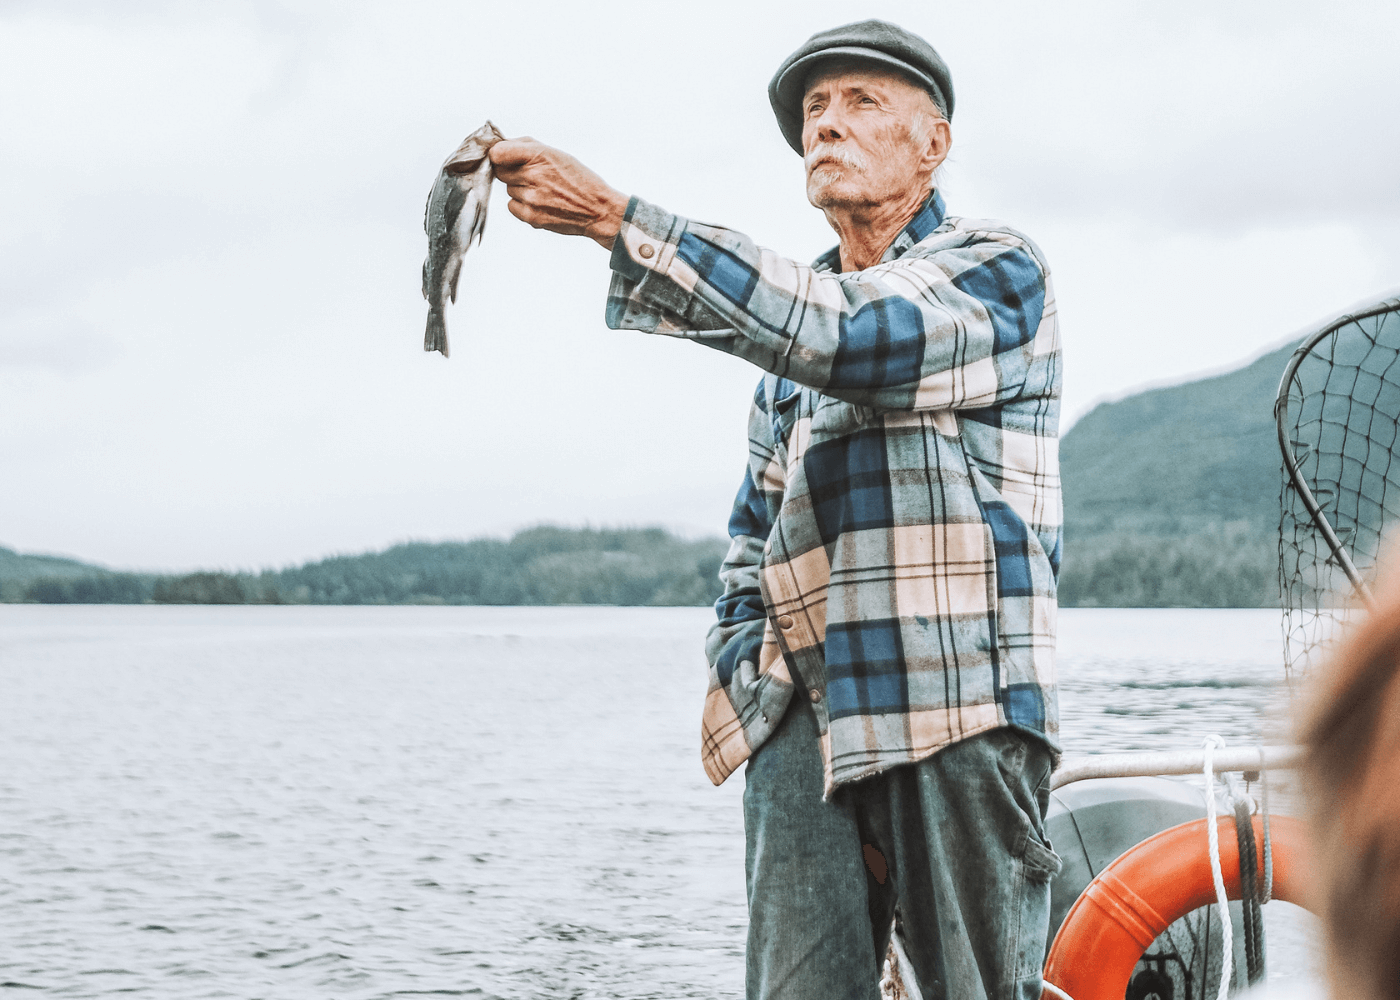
(768, 19), (954, 155)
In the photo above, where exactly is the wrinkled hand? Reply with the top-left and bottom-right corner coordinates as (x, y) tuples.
(489, 138), (628, 250)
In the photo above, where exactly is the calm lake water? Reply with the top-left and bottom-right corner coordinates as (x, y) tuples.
(0, 607), (1311, 998)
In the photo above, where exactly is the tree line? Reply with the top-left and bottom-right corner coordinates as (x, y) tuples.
(9, 523), (1281, 608)
(1056, 525), (1276, 608)
(7, 526), (730, 607)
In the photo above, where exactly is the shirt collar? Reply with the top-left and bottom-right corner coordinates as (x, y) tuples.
(811, 188), (947, 274)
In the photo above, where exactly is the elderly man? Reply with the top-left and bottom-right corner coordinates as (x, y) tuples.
(490, 19), (1062, 1000)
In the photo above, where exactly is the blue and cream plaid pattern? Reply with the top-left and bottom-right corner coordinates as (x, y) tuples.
(607, 190), (1062, 793)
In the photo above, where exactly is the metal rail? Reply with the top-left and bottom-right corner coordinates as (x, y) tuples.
(1050, 745), (1303, 791)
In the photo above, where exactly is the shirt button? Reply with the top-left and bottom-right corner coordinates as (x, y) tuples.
(777, 614), (794, 629)
(638, 244), (656, 259)
(809, 689), (823, 704)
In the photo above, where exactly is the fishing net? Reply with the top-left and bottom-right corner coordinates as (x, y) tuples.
(1278, 295), (1400, 683)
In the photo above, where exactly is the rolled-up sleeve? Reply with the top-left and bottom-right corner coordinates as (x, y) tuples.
(606, 196), (1049, 412)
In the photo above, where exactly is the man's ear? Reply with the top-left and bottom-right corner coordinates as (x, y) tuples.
(924, 118), (952, 172)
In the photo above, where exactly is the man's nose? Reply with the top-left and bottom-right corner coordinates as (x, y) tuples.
(811, 103), (846, 143)
(804, 109), (845, 153)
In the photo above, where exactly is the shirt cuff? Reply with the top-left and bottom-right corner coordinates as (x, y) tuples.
(608, 197), (648, 283)
(607, 195), (690, 282)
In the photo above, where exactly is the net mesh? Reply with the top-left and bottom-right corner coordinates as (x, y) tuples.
(1279, 298), (1400, 682)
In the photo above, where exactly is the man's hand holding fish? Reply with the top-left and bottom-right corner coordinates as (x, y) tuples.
(488, 139), (627, 249)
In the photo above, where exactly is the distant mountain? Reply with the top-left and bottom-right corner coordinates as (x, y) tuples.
(0, 546), (107, 582)
(0, 546), (132, 602)
(1063, 342), (1295, 537)
(1058, 342), (1298, 607)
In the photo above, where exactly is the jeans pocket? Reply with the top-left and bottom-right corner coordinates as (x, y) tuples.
(1006, 831), (1062, 982)
(1020, 835), (1062, 884)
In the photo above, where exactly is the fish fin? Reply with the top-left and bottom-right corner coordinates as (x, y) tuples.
(424, 309), (449, 357)
(421, 257), (429, 300)
(472, 181), (490, 247)
(446, 252), (464, 305)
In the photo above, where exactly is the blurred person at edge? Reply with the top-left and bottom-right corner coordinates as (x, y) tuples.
(1300, 551), (1400, 1000)
(487, 19), (1063, 1000)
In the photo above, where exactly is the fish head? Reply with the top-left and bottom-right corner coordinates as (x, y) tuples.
(442, 120), (506, 176)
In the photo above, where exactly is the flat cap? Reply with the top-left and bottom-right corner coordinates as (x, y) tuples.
(768, 19), (954, 155)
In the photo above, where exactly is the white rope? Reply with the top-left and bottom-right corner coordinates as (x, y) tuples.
(1203, 735), (1234, 1000)
(1041, 981), (1075, 1000)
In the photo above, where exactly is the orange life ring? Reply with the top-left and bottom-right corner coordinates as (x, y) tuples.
(1043, 814), (1310, 1000)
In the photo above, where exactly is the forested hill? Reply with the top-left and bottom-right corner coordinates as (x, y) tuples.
(269, 527), (726, 606)
(0, 545), (106, 585)
(0, 546), (150, 603)
(1057, 341), (1298, 607)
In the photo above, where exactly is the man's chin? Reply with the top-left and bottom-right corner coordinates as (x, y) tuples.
(807, 180), (870, 210)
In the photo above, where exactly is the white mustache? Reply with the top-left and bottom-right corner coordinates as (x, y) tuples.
(805, 144), (868, 172)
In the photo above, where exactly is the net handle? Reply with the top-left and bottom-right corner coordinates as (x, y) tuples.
(1273, 301), (1400, 609)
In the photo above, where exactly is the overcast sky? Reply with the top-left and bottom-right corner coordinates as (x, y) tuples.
(3, 0), (1399, 571)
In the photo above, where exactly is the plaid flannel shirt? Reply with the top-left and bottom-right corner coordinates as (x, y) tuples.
(606, 190), (1061, 793)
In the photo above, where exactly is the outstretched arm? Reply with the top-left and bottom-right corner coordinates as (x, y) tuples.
(491, 138), (1052, 414)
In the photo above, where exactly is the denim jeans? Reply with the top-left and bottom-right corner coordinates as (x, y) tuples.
(743, 696), (1060, 1000)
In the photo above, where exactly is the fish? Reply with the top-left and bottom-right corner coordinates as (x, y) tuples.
(422, 120), (505, 357)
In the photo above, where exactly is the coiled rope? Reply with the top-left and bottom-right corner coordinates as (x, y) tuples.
(1233, 797), (1264, 984)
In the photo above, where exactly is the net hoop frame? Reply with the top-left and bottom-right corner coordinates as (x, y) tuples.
(1274, 297), (1400, 609)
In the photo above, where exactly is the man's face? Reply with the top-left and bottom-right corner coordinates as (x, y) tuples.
(801, 63), (943, 211)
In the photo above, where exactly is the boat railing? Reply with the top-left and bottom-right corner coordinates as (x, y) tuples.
(1050, 745), (1302, 790)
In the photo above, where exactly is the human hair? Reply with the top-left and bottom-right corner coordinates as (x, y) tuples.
(907, 108), (936, 146)
(1298, 555), (1400, 1000)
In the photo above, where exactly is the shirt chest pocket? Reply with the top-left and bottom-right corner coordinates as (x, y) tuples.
(809, 396), (874, 438)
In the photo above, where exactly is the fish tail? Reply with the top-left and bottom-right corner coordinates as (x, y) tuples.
(424, 310), (450, 357)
